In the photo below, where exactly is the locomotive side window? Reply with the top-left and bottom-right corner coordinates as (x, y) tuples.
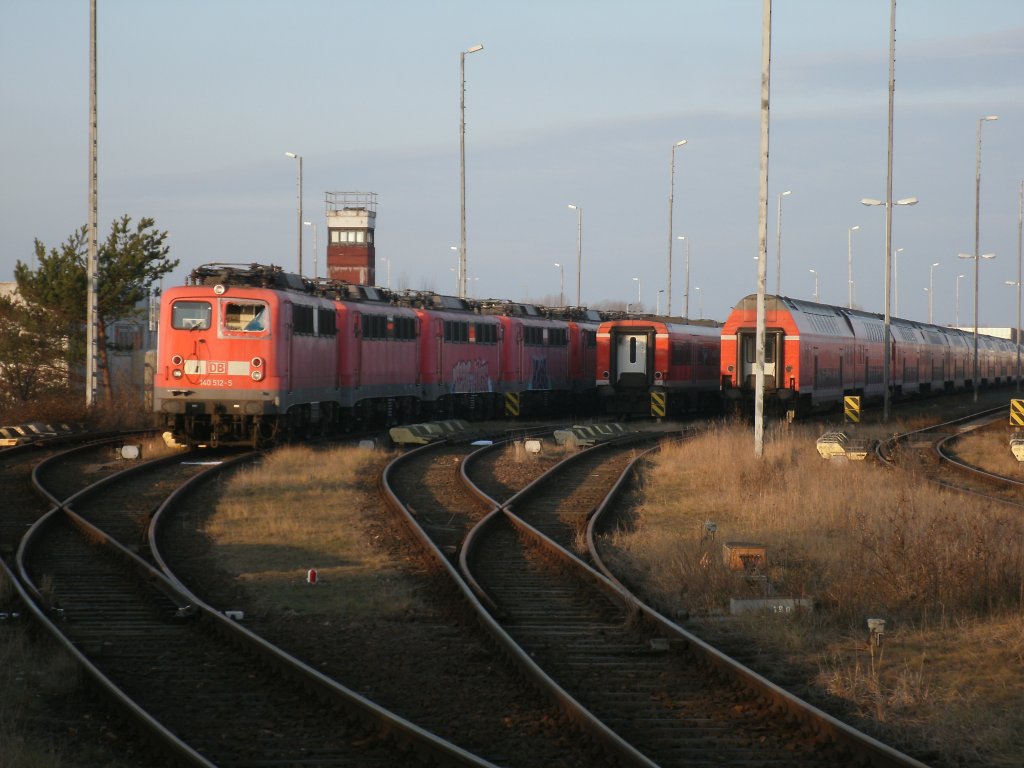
(171, 301), (211, 330)
(223, 301), (269, 333)
(317, 307), (337, 336)
(293, 305), (315, 335)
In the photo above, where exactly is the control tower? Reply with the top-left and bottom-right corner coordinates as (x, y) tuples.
(325, 192), (377, 285)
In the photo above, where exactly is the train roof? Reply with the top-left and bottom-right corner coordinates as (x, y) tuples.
(184, 262), (611, 321)
(728, 293), (1012, 341)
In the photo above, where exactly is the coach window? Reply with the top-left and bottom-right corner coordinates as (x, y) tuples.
(223, 301), (269, 333)
(171, 301), (211, 330)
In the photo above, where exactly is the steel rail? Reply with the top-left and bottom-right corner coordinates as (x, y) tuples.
(140, 447), (505, 768)
(578, 441), (934, 768)
(17, 443), (500, 768)
(381, 436), (662, 768)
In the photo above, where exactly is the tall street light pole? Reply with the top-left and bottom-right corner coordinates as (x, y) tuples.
(666, 139), (687, 316)
(695, 286), (703, 319)
(1017, 180), (1023, 390)
(554, 262), (564, 306)
(861, 194), (917, 421)
(808, 268), (819, 301)
(775, 189), (791, 295)
(848, 225), (860, 308)
(956, 273), (966, 326)
(971, 114), (999, 401)
(568, 204), (582, 306)
(753, 0), (772, 458)
(960, 250), (997, 400)
(677, 236), (690, 319)
(459, 43), (484, 299)
(285, 152), (303, 276)
(632, 276), (641, 309)
(86, 0), (99, 407)
(449, 245), (460, 294)
(303, 221), (318, 280)
(893, 247), (904, 316)
(928, 262), (939, 323)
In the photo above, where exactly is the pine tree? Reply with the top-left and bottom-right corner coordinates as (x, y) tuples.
(14, 215), (178, 404)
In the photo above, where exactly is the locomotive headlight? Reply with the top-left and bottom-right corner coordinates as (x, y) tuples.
(213, 283), (227, 295)
(251, 370), (264, 382)
(728, 365), (734, 372)
(251, 356), (264, 368)
(172, 369), (183, 379)
(602, 371), (609, 379)
(171, 355), (183, 366)
(654, 371), (663, 380)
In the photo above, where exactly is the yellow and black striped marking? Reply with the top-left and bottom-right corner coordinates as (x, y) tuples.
(844, 395), (861, 424)
(650, 391), (666, 418)
(1011, 399), (1024, 426)
(504, 392), (520, 417)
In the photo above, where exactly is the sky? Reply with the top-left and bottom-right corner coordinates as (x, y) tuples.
(2, 1), (1023, 327)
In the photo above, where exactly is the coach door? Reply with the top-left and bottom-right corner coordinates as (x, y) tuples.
(739, 331), (782, 390)
(614, 330), (652, 389)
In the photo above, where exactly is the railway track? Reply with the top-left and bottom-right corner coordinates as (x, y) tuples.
(9, 439), (502, 767)
(384, 428), (930, 767)
(875, 404), (1024, 505)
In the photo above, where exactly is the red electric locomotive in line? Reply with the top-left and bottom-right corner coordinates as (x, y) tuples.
(719, 294), (1017, 414)
(153, 263), (603, 445)
(595, 317), (722, 417)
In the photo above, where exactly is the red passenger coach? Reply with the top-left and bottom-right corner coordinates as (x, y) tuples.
(719, 294), (1014, 415)
(596, 318), (721, 417)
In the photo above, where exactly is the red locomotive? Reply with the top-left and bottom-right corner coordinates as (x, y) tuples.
(153, 263), (603, 445)
(719, 294), (1017, 414)
(595, 317), (722, 417)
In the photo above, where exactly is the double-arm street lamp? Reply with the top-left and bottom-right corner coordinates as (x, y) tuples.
(861, 195), (918, 420)
(959, 251), (996, 400)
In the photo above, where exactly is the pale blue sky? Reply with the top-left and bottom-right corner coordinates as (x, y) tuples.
(2, 1), (1023, 325)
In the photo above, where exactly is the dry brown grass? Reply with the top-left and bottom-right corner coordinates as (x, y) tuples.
(203, 445), (418, 618)
(603, 420), (1024, 766)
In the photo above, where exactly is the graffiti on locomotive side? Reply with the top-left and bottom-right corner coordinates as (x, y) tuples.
(451, 359), (493, 393)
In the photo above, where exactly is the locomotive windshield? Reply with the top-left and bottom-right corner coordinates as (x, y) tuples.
(171, 301), (212, 330)
(223, 301), (269, 333)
